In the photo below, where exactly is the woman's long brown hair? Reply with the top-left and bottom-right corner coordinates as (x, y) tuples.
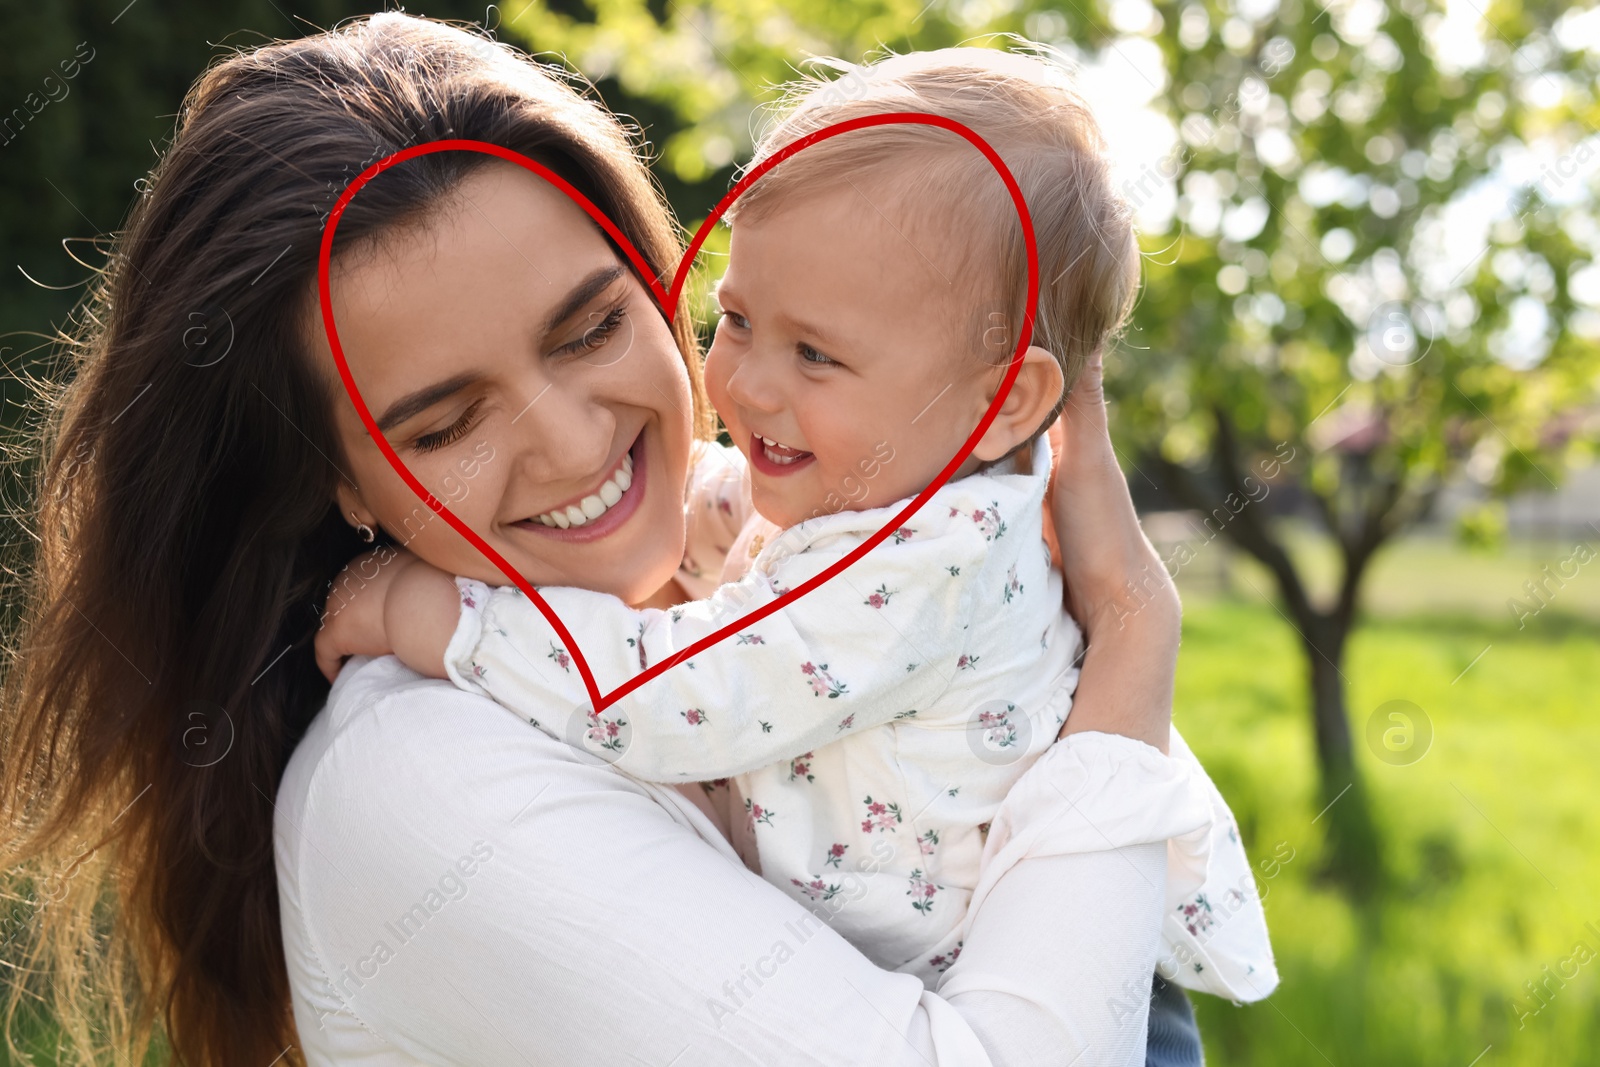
(0, 14), (709, 1065)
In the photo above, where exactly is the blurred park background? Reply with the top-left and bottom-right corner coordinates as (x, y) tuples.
(3, 0), (1598, 1063)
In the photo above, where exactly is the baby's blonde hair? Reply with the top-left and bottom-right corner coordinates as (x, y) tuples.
(730, 43), (1141, 441)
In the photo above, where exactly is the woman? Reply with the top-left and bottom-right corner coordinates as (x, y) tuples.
(0, 14), (1195, 1065)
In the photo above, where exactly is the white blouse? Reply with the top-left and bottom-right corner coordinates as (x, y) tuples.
(274, 654), (1221, 1065)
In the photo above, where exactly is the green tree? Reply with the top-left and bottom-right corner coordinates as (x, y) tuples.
(1102, 0), (1600, 891)
(496, 0), (1600, 890)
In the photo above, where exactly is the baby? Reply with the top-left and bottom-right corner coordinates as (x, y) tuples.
(359, 47), (1275, 995)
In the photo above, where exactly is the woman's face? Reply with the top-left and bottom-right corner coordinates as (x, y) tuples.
(313, 161), (695, 605)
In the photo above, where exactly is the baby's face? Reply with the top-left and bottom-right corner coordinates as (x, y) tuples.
(706, 184), (1001, 529)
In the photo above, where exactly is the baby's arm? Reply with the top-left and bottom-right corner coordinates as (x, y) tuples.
(385, 561), (468, 678)
(439, 510), (998, 782)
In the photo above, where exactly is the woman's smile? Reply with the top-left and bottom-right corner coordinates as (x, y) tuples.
(512, 430), (648, 542)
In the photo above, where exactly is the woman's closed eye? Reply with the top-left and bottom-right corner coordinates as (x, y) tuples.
(411, 398), (483, 454)
(554, 304), (628, 357)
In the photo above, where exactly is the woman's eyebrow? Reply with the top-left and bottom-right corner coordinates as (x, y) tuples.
(542, 263), (626, 335)
(375, 371), (482, 434)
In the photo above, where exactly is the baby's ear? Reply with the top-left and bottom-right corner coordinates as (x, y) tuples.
(972, 345), (1065, 463)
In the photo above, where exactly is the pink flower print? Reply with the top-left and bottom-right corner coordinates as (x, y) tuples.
(928, 942), (963, 973)
(977, 821), (991, 840)
(1177, 893), (1215, 937)
(470, 660), (487, 681)
(978, 704), (1019, 749)
(717, 494), (733, 516)
(789, 752), (815, 783)
(800, 661), (848, 699)
(681, 708), (708, 726)
(460, 587), (478, 610)
(956, 502), (1007, 541)
(745, 798), (775, 830)
(956, 653), (981, 671)
(736, 632), (765, 645)
(547, 642), (571, 672)
(860, 795), (902, 833)
(863, 584), (896, 609)
(890, 526), (915, 544)
(824, 843), (848, 868)
(583, 708), (627, 752)
(791, 876), (840, 902)
(918, 829), (940, 857)
(699, 778), (729, 796)
(908, 869), (939, 914)
(626, 622), (647, 670)
(1002, 564), (1022, 604)
(836, 714), (855, 732)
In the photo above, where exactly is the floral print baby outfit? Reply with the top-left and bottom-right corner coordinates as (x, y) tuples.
(444, 437), (1276, 995)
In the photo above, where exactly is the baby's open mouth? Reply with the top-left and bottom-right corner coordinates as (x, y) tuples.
(754, 433), (812, 466)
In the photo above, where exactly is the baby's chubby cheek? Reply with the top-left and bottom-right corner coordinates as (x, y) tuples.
(702, 343), (743, 435)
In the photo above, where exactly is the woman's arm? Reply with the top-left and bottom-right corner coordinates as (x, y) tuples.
(285, 673), (1197, 1066)
(1046, 349), (1180, 752)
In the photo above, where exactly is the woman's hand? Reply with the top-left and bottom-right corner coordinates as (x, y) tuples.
(314, 547), (425, 682)
(1047, 349), (1180, 751)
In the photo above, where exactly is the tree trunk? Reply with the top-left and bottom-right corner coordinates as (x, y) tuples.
(1145, 432), (1392, 895)
(1299, 613), (1384, 897)
(1305, 617), (1354, 778)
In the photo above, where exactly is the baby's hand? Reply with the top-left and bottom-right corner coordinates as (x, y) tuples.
(315, 549), (460, 683)
(315, 547), (423, 682)
(384, 555), (463, 681)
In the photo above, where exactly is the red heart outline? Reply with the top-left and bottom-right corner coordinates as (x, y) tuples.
(318, 113), (1039, 713)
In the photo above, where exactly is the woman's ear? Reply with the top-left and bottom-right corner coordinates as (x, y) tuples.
(334, 480), (375, 534)
(972, 345), (1065, 463)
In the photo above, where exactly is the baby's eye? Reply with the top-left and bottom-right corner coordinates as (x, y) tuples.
(719, 310), (750, 330)
(798, 344), (836, 366)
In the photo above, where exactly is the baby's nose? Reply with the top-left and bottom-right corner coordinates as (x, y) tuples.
(725, 353), (786, 413)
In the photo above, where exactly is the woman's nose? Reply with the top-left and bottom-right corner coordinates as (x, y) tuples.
(501, 379), (614, 481)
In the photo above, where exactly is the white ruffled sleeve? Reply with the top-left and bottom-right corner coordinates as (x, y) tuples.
(1157, 728), (1281, 1002)
(955, 729), (1215, 941)
(950, 728), (1279, 1010)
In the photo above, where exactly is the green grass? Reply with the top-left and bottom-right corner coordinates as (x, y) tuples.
(1178, 592), (1600, 1066)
